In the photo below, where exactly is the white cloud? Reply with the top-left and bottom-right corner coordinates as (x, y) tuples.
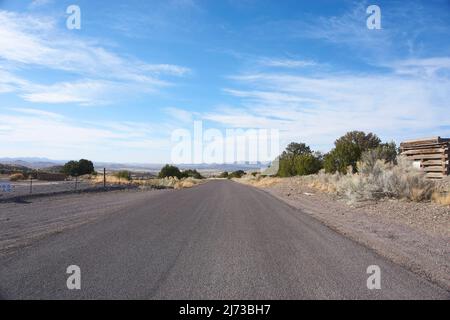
(388, 57), (450, 77)
(164, 107), (194, 123)
(258, 57), (317, 68)
(0, 109), (171, 162)
(9, 107), (64, 119)
(203, 65), (450, 151)
(28, 0), (53, 9)
(0, 10), (189, 105)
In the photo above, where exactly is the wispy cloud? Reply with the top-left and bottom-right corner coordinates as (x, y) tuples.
(257, 57), (317, 68)
(0, 109), (171, 162)
(28, 0), (53, 9)
(202, 60), (450, 150)
(0, 10), (189, 105)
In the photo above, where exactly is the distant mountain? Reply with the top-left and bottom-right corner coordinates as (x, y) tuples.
(0, 157), (65, 169)
(0, 163), (33, 174)
(0, 157), (271, 173)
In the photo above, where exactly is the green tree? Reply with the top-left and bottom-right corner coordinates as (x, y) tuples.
(283, 142), (312, 157)
(324, 141), (362, 174)
(181, 169), (204, 179)
(61, 159), (95, 176)
(61, 160), (79, 176)
(218, 171), (229, 178)
(158, 164), (182, 178)
(277, 142), (323, 177)
(229, 170), (246, 178)
(334, 131), (381, 152)
(115, 170), (131, 181)
(324, 131), (382, 174)
(293, 153), (323, 176)
(77, 159), (95, 175)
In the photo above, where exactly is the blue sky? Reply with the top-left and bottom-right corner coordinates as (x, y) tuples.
(0, 0), (449, 163)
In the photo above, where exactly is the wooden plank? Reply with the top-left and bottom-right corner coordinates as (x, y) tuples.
(400, 143), (448, 150)
(401, 148), (445, 155)
(406, 154), (447, 160)
(421, 160), (444, 166)
(423, 166), (446, 172)
(401, 137), (441, 145)
(426, 172), (445, 179)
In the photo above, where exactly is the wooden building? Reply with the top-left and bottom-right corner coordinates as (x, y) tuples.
(400, 137), (450, 179)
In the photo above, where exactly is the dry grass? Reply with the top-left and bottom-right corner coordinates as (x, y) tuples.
(234, 174), (283, 188)
(138, 177), (204, 189)
(87, 174), (204, 189)
(432, 191), (450, 206)
(9, 173), (26, 181)
(89, 175), (131, 185)
(292, 156), (440, 204)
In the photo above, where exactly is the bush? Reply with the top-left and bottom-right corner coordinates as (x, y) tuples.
(359, 142), (398, 174)
(335, 131), (381, 151)
(181, 169), (204, 179)
(324, 140), (362, 174)
(158, 164), (183, 179)
(114, 170), (131, 181)
(277, 142), (323, 177)
(229, 170), (246, 178)
(61, 159), (95, 176)
(9, 173), (26, 181)
(309, 156), (435, 203)
(324, 131), (383, 174)
(218, 171), (229, 178)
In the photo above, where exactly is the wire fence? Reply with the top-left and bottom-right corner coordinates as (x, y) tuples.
(0, 169), (138, 201)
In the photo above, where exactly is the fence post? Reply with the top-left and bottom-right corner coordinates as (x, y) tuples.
(30, 176), (33, 194)
(75, 175), (78, 190)
(103, 168), (106, 189)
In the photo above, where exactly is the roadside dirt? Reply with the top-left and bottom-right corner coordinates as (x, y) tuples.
(259, 177), (450, 290)
(0, 189), (170, 256)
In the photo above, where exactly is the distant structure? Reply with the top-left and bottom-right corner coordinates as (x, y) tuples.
(400, 137), (450, 179)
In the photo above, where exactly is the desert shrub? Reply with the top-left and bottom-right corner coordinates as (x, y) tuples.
(310, 156), (435, 203)
(158, 164), (182, 179)
(229, 170), (246, 178)
(324, 141), (361, 174)
(359, 142), (397, 174)
(278, 142), (323, 177)
(324, 131), (383, 174)
(218, 171), (229, 178)
(141, 176), (203, 190)
(114, 170), (131, 181)
(9, 173), (26, 181)
(432, 191), (450, 206)
(181, 169), (204, 179)
(61, 159), (95, 176)
(335, 131), (381, 151)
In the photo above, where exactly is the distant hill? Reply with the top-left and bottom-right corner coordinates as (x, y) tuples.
(0, 157), (270, 173)
(0, 157), (64, 169)
(0, 163), (33, 174)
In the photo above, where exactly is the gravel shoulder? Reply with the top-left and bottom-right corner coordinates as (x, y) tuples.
(0, 189), (170, 256)
(257, 177), (450, 290)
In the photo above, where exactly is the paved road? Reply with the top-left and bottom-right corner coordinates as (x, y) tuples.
(0, 180), (448, 299)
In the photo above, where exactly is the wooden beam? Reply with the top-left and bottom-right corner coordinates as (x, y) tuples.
(401, 148), (445, 155)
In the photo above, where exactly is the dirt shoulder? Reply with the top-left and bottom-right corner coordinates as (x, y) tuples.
(0, 189), (170, 256)
(243, 177), (450, 290)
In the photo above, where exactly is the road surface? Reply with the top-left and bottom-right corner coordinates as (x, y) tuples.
(0, 180), (448, 299)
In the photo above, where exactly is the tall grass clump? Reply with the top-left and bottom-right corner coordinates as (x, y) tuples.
(309, 156), (435, 203)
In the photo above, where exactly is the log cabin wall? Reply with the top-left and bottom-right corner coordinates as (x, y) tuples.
(400, 137), (450, 179)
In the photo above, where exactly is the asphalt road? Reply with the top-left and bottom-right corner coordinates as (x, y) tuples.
(0, 180), (448, 299)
